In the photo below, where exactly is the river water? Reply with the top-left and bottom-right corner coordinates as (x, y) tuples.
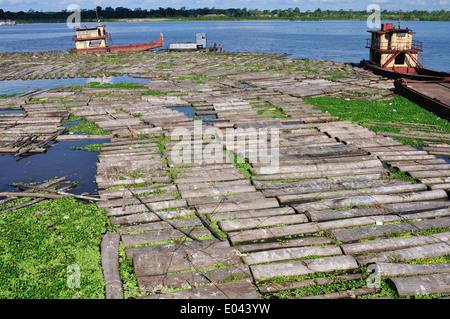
(0, 20), (449, 71)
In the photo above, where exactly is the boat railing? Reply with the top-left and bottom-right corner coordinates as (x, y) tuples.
(366, 39), (423, 52)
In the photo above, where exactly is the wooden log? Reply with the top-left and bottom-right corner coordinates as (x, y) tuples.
(11, 182), (104, 202)
(208, 206), (295, 222)
(379, 132), (450, 143)
(259, 273), (362, 294)
(341, 231), (450, 255)
(101, 233), (123, 299)
(133, 240), (241, 277)
(110, 208), (195, 226)
(389, 274), (450, 296)
(137, 264), (252, 291)
(252, 167), (384, 181)
(254, 159), (382, 175)
(186, 192), (264, 207)
(356, 242), (450, 265)
(236, 236), (333, 253)
(138, 278), (259, 299)
(333, 216), (450, 243)
(97, 192), (175, 208)
(278, 183), (427, 204)
(306, 200), (450, 222)
(196, 198), (279, 215)
(293, 190), (448, 213)
(117, 218), (202, 234)
(262, 179), (408, 197)
(121, 227), (211, 247)
(250, 255), (358, 280)
(105, 199), (188, 217)
(243, 244), (342, 265)
(178, 184), (256, 198)
(0, 192), (62, 199)
(372, 262), (450, 277)
(219, 214), (308, 232)
(228, 222), (320, 244)
(410, 170), (450, 178)
(299, 287), (378, 299)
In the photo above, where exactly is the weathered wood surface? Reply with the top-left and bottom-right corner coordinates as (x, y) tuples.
(371, 262), (450, 277)
(101, 233), (123, 299)
(138, 278), (259, 299)
(389, 274), (450, 296)
(250, 255), (358, 280)
(332, 216), (450, 243)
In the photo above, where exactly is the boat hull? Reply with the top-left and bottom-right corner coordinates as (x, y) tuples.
(394, 78), (450, 120)
(68, 34), (163, 53)
(363, 62), (450, 82)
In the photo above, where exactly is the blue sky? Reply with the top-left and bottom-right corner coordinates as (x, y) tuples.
(0, 0), (449, 12)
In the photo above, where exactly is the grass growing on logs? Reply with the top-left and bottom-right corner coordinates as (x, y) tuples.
(0, 197), (114, 299)
(305, 95), (450, 148)
(70, 143), (103, 153)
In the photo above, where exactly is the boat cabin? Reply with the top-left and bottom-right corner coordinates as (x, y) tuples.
(366, 23), (423, 73)
(73, 24), (110, 50)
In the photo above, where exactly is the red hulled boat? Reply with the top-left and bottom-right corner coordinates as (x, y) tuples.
(67, 23), (163, 53)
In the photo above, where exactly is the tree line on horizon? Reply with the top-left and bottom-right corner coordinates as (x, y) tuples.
(1, 6), (449, 22)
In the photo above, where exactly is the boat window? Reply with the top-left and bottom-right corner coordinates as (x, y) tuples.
(395, 52), (406, 65)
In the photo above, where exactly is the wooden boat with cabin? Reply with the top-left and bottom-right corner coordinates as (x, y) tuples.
(361, 23), (450, 81)
(67, 23), (163, 53)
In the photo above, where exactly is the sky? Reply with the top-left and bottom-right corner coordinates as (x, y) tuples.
(0, 0), (449, 12)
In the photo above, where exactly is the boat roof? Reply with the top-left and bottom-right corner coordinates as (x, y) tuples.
(75, 25), (106, 31)
(368, 28), (415, 35)
(368, 23), (415, 35)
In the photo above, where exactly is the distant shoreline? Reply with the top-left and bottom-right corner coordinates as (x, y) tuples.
(10, 17), (450, 24)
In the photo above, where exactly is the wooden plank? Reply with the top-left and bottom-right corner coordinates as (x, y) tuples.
(250, 255), (358, 280)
